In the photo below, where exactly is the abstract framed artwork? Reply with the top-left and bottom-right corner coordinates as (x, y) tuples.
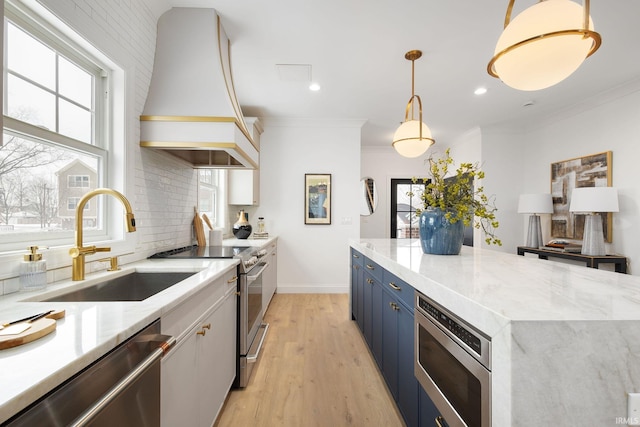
(550, 151), (612, 242)
(305, 174), (331, 225)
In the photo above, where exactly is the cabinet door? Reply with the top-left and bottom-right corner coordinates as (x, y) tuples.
(356, 267), (365, 333)
(198, 293), (237, 427)
(381, 291), (399, 400)
(161, 329), (198, 427)
(363, 272), (376, 347)
(419, 386), (446, 427)
(263, 243), (277, 312)
(351, 263), (360, 321)
(397, 301), (419, 427)
(371, 277), (383, 368)
(229, 169), (259, 205)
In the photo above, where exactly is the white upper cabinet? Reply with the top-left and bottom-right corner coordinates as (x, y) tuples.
(229, 118), (262, 205)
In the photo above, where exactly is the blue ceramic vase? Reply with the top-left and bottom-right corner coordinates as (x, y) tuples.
(418, 207), (465, 255)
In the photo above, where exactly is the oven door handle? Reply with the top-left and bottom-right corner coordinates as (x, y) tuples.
(247, 262), (269, 282)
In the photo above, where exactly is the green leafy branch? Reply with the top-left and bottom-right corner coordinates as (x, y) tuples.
(412, 148), (501, 246)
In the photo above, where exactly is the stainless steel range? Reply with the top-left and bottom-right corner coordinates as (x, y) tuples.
(149, 245), (269, 387)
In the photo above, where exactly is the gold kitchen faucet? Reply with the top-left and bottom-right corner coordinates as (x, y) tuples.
(69, 188), (136, 281)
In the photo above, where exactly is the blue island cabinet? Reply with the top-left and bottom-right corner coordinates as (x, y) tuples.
(350, 249), (442, 427)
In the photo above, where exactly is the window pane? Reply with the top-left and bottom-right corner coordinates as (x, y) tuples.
(59, 99), (92, 143)
(7, 23), (55, 90)
(395, 183), (414, 238)
(7, 75), (56, 130)
(68, 176), (89, 188)
(59, 56), (93, 108)
(0, 133), (100, 235)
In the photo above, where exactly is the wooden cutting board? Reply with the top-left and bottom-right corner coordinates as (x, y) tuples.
(0, 310), (65, 350)
(194, 207), (206, 247)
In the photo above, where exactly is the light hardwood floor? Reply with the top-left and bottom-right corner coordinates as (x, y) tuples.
(214, 293), (405, 427)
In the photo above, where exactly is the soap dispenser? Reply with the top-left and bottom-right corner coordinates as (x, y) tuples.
(20, 246), (47, 291)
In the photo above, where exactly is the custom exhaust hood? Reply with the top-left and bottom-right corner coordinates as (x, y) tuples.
(140, 8), (258, 169)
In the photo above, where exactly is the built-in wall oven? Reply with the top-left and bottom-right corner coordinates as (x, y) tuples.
(149, 245), (269, 388)
(415, 291), (491, 427)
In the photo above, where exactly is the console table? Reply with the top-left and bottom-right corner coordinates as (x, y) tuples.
(517, 246), (627, 274)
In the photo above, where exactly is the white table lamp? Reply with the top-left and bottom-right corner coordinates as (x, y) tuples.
(569, 187), (619, 256)
(518, 193), (553, 248)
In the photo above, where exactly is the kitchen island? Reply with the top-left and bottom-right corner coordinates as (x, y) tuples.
(351, 238), (640, 426)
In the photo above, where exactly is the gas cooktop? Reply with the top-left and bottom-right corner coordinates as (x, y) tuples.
(149, 245), (251, 259)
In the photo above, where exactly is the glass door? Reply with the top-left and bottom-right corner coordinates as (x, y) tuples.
(390, 179), (427, 238)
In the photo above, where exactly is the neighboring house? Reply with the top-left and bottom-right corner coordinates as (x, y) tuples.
(56, 159), (97, 230)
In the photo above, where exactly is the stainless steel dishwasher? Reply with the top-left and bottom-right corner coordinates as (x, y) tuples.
(3, 319), (174, 427)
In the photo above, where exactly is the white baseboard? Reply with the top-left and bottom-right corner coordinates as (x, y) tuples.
(276, 284), (349, 294)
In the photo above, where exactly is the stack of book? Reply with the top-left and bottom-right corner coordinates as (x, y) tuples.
(253, 231), (269, 239)
(541, 241), (583, 253)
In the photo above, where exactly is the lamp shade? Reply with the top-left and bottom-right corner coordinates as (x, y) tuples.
(489, 0), (600, 91)
(392, 120), (435, 158)
(569, 187), (619, 213)
(517, 193), (553, 214)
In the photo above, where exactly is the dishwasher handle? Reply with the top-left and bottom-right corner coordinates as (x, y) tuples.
(69, 334), (176, 427)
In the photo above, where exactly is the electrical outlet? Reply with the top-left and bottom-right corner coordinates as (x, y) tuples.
(628, 393), (640, 426)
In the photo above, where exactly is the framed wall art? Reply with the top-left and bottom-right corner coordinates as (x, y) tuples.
(305, 174), (331, 224)
(550, 151), (612, 242)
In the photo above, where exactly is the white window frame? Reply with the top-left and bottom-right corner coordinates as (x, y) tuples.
(0, 0), (131, 274)
(198, 169), (227, 230)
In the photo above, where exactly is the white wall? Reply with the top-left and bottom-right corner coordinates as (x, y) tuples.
(254, 119), (363, 293)
(360, 146), (431, 238)
(478, 128), (525, 252)
(520, 84), (640, 274)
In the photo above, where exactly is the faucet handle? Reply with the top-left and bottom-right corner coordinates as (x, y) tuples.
(98, 256), (121, 271)
(69, 246), (112, 258)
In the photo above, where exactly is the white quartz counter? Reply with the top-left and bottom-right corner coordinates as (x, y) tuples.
(351, 238), (640, 426)
(0, 236), (276, 423)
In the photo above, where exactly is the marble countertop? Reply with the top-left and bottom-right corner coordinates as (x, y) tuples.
(351, 238), (640, 336)
(350, 239), (640, 426)
(0, 237), (277, 423)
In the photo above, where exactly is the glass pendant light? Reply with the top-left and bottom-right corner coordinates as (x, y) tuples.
(392, 50), (435, 158)
(487, 0), (601, 91)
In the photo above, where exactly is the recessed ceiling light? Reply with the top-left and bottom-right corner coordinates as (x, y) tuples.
(474, 87), (488, 95)
(309, 83), (321, 91)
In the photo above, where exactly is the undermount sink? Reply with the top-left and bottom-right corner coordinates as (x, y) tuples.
(40, 271), (195, 302)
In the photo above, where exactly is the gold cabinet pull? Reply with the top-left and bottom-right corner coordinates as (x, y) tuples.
(388, 302), (400, 311)
(235, 291), (241, 296)
(228, 276), (238, 283)
(352, 253), (360, 258)
(202, 323), (211, 330)
(196, 329), (206, 336)
(388, 282), (401, 291)
(435, 416), (445, 427)
(366, 278), (374, 284)
(365, 264), (375, 270)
